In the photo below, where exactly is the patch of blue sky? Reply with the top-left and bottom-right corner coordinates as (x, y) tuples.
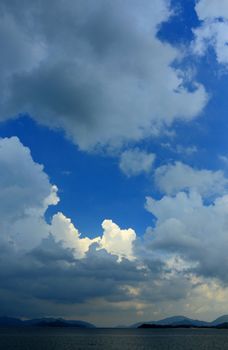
(0, 116), (154, 237)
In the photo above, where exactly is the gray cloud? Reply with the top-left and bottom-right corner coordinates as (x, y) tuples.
(155, 161), (228, 198)
(119, 148), (156, 177)
(146, 175), (228, 284)
(0, 234), (185, 320)
(0, 0), (207, 150)
(2, 137), (228, 324)
(0, 136), (192, 324)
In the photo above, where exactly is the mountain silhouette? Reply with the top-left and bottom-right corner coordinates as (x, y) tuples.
(3, 314), (228, 329)
(0, 317), (95, 328)
(132, 315), (228, 328)
(211, 315), (228, 326)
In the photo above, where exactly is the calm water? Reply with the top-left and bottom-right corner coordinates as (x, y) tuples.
(1, 328), (228, 349)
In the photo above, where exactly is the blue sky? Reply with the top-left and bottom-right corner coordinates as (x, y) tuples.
(2, 0), (228, 326)
(0, 116), (154, 236)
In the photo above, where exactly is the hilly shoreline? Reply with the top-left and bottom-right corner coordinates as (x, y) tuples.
(2, 315), (228, 329)
(0, 317), (95, 328)
(133, 315), (228, 329)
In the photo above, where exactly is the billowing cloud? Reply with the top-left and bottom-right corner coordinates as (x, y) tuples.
(0, 136), (59, 250)
(0, 136), (194, 324)
(50, 214), (136, 261)
(146, 161), (228, 284)
(119, 148), (156, 177)
(0, 137), (143, 322)
(99, 220), (136, 261)
(3, 137), (228, 325)
(0, 136), (136, 260)
(146, 191), (228, 283)
(50, 212), (100, 259)
(155, 161), (228, 197)
(193, 0), (228, 65)
(196, 0), (228, 19)
(0, 0), (207, 150)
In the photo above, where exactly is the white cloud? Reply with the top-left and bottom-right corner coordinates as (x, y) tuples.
(0, 136), (59, 250)
(50, 212), (100, 259)
(155, 161), (228, 197)
(0, 0), (207, 150)
(176, 145), (197, 156)
(0, 137), (136, 261)
(145, 190), (228, 282)
(144, 162), (228, 287)
(0, 136), (58, 219)
(99, 220), (136, 261)
(195, 0), (228, 20)
(50, 215), (137, 261)
(119, 148), (156, 177)
(161, 143), (197, 156)
(193, 0), (228, 65)
(219, 154), (228, 165)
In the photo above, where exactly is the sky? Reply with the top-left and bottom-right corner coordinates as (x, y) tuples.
(2, 0), (228, 327)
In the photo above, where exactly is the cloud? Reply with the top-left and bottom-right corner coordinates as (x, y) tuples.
(0, 137), (145, 320)
(161, 143), (197, 156)
(0, 136), (136, 261)
(3, 137), (228, 324)
(146, 190), (228, 283)
(50, 214), (136, 261)
(193, 0), (228, 65)
(99, 220), (136, 261)
(0, 136), (59, 250)
(0, 0), (207, 150)
(119, 148), (156, 177)
(143, 162), (228, 306)
(195, 0), (228, 21)
(219, 154), (228, 165)
(0, 136), (58, 219)
(50, 212), (100, 259)
(0, 136), (195, 324)
(155, 161), (228, 197)
(146, 161), (228, 284)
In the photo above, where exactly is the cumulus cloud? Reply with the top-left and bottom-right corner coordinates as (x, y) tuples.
(193, 0), (228, 65)
(142, 161), (228, 317)
(0, 0), (207, 150)
(196, 0), (228, 19)
(0, 137), (58, 219)
(0, 137), (145, 322)
(146, 161), (228, 285)
(0, 136), (136, 259)
(155, 161), (228, 197)
(3, 137), (228, 324)
(50, 212), (100, 259)
(99, 220), (136, 261)
(119, 148), (156, 177)
(50, 214), (136, 261)
(0, 136), (59, 250)
(146, 190), (228, 283)
(0, 136), (197, 324)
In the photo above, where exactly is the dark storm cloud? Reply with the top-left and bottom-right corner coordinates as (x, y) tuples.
(0, 237), (168, 315)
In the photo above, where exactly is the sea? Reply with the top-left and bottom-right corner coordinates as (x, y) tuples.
(1, 327), (228, 349)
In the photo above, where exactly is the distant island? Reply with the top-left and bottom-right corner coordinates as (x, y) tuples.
(0, 317), (95, 328)
(3, 315), (228, 329)
(133, 315), (228, 329)
(138, 323), (228, 329)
